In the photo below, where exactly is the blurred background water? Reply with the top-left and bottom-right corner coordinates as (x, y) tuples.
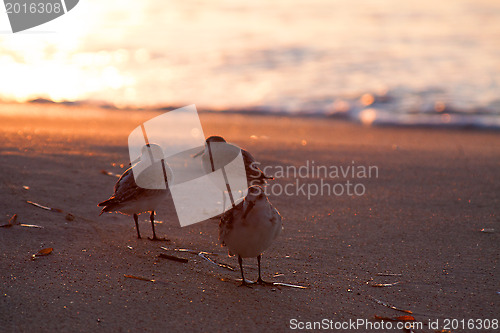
(1, 0), (499, 127)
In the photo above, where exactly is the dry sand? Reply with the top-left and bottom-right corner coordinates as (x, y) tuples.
(0, 103), (499, 332)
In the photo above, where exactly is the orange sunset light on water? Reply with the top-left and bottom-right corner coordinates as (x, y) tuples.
(0, 0), (499, 121)
(0, 0), (146, 104)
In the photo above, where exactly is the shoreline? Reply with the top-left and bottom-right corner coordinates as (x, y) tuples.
(2, 100), (499, 131)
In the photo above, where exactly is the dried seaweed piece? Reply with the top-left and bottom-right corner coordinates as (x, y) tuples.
(369, 296), (412, 314)
(26, 201), (63, 212)
(32, 247), (53, 259)
(0, 214), (18, 228)
(1, 214), (43, 228)
(35, 247), (53, 256)
(9, 214), (18, 225)
(158, 253), (188, 263)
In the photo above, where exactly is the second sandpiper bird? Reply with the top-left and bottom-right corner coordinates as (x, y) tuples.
(98, 144), (172, 241)
(219, 185), (283, 286)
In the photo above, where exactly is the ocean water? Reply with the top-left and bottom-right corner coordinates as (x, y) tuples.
(0, 0), (499, 128)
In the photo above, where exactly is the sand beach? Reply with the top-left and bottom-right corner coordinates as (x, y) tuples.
(0, 102), (498, 332)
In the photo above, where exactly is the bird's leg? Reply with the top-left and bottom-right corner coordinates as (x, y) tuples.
(222, 191), (226, 214)
(238, 255), (251, 287)
(147, 210), (168, 241)
(256, 254), (274, 285)
(133, 214), (141, 239)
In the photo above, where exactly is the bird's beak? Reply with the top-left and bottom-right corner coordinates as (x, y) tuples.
(128, 156), (140, 167)
(242, 200), (256, 219)
(192, 149), (204, 158)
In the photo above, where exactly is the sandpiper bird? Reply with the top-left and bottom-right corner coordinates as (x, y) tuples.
(98, 144), (172, 241)
(219, 185), (282, 286)
(193, 136), (273, 187)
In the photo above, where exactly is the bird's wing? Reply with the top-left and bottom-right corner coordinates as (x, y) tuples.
(262, 197), (282, 239)
(219, 200), (244, 245)
(218, 211), (232, 246)
(99, 167), (146, 206)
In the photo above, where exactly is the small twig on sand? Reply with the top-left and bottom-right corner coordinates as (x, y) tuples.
(26, 200), (97, 224)
(273, 282), (307, 289)
(124, 274), (154, 282)
(369, 296), (412, 314)
(26, 200), (63, 212)
(158, 253), (188, 263)
(371, 282), (400, 287)
(123, 274), (169, 285)
(373, 315), (415, 322)
(1, 214), (43, 229)
(160, 247), (234, 271)
(198, 252), (234, 271)
(376, 273), (403, 277)
(100, 170), (121, 178)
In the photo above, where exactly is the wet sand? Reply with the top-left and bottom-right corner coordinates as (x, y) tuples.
(0, 103), (498, 332)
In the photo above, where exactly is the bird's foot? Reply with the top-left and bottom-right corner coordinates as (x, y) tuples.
(147, 236), (169, 241)
(238, 281), (253, 288)
(256, 277), (274, 286)
(237, 278), (254, 288)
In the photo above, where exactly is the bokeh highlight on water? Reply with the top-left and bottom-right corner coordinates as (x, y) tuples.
(0, 0), (499, 128)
